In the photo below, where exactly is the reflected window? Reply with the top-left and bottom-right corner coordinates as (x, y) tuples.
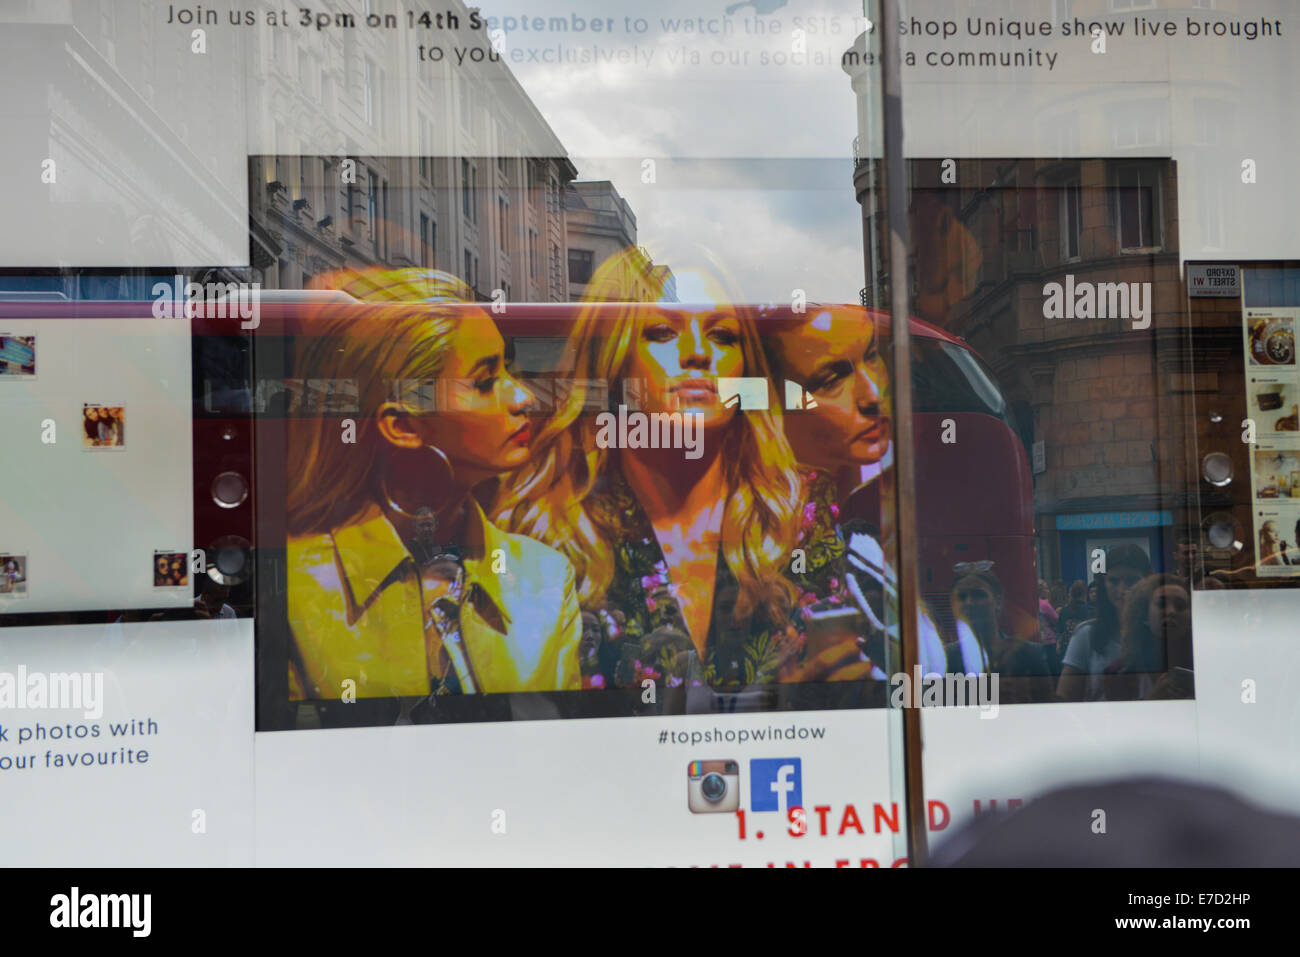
(569, 249), (594, 285)
(367, 171), (379, 244)
(1193, 97), (1230, 146)
(1051, 0), (1076, 25)
(363, 58), (376, 126)
(1200, 174), (1224, 251)
(717, 377), (770, 411)
(1112, 99), (1166, 150)
(1114, 163), (1162, 251)
(912, 339), (1011, 426)
(419, 214), (431, 267)
(1060, 178), (1081, 261)
(461, 160), (477, 223)
(419, 117), (431, 180)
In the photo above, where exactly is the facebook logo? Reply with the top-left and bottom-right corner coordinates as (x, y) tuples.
(750, 758), (802, 813)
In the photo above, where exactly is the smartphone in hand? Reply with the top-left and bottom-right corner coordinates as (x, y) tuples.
(804, 605), (864, 661)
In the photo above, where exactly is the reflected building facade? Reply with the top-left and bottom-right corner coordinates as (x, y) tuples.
(0, 1), (250, 286)
(862, 155), (1190, 587)
(565, 181), (675, 302)
(246, 0), (577, 300)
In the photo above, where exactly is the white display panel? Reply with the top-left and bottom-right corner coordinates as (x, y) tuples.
(0, 619), (254, 866)
(3, 617), (1286, 868)
(0, 318), (193, 615)
(3, 2), (1295, 265)
(1243, 304), (1300, 576)
(874, 0), (1298, 262)
(253, 651), (1298, 867)
(256, 709), (904, 867)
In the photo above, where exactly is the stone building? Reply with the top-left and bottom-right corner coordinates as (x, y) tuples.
(565, 181), (675, 302)
(0, 1), (249, 289)
(859, 155), (1193, 584)
(3, 0), (579, 304)
(246, 0), (577, 301)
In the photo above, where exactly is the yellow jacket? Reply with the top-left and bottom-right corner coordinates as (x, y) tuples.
(287, 500), (582, 699)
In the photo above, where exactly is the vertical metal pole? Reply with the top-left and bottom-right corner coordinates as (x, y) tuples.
(878, 0), (928, 867)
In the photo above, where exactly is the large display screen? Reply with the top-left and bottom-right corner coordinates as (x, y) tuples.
(256, 291), (924, 727)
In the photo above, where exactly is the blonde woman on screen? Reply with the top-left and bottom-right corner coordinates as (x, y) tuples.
(285, 269), (582, 702)
(496, 251), (868, 690)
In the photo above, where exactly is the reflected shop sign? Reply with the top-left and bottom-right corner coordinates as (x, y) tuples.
(1056, 510), (1173, 531)
(1188, 264), (1241, 299)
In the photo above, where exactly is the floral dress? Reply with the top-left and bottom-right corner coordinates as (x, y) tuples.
(580, 466), (856, 691)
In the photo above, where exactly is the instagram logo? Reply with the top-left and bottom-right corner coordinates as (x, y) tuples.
(686, 760), (740, 813)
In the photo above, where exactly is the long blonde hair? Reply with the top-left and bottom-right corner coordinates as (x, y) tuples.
(286, 268), (474, 537)
(494, 295), (803, 623)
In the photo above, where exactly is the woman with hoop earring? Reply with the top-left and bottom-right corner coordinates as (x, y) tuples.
(285, 270), (583, 703)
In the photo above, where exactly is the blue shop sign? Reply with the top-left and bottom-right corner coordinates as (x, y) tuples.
(1057, 510), (1172, 531)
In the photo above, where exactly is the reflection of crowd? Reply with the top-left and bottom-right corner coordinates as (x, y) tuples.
(946, 565), (1054, 702)
(934, 543), (1195, 703)
(1050, 545), (1194, 702)
(83, 405), (124, 447)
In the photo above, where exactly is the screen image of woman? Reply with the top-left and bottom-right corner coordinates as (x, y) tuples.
(760, 303), (950, 677)
(284, 269), (583, 701)
(495, 255), (880, 691)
